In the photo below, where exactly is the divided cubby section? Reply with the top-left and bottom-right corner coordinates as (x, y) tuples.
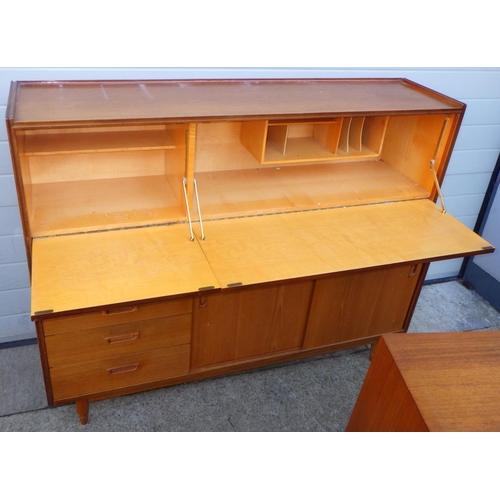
(18, 124), (191, 237)
(240, 116), (389, 164)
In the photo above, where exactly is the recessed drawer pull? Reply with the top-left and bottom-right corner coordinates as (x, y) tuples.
(103, 306), (138, 316)
(107, 363), (140, 375)
(105, 332), (139, 344)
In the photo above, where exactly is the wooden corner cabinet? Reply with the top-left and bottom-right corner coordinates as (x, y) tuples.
(6, 79), (494, 424)
(346, 331), (500, 431)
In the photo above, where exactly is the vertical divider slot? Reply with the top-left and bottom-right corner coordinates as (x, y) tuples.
(349, 117), (366, 152)
(267, 124), (289, 155)
(339, 117), (352, 153)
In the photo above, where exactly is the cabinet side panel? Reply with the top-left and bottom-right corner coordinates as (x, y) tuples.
(34, 320), (54, 405)
(7, 128), (33, 267)
(240, 120), (267, 164)
(346, 336), (429, 432)
(381, 114), (457, 195)
(166, 123), (191, 207)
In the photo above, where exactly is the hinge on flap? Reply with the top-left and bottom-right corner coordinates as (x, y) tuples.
(34, 309), (54, 315)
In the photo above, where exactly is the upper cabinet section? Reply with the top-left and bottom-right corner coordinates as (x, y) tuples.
(6, 78), (466, 244)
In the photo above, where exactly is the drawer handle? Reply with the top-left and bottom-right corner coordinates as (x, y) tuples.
(107, 363), (140, 375)
(105, 332), (139, 344)
(104, 306), (138, 316)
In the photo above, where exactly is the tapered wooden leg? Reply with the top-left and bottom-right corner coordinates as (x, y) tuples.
(76, 400), (89, 425)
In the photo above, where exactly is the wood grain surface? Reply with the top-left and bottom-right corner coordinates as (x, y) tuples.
(347, 331), (500, 431)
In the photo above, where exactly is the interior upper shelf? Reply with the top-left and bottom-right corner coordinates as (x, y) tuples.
(23, 129), (176, 156)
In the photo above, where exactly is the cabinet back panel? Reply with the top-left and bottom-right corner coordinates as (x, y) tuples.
(28, 150), (167, 183)
(194, 161), (429, 220)
(363, 116), (389, 154)
(287, 124), (314, 138)
(29, 176), (186, 237)
(195, 122), (262, 172)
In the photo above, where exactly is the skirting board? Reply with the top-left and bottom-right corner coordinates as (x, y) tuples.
(463, 261), (500, 314)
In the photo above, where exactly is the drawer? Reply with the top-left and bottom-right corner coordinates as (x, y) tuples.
(43, 298), (193, 336)
(50, 344), (191, 401)
(45, 314), (192, 367)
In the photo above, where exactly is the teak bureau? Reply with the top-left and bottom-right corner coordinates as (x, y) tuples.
(6, 79), (494, 424)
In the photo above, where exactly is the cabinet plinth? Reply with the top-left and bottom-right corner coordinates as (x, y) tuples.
(6, 78), (494, 424)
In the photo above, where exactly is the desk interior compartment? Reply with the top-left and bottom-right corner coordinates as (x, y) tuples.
(240, 116), (389, 165)
(16, 123), (192, 237)
(192, 118), (430, 221)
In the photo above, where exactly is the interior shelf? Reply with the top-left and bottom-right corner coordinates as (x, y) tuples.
(23, 129), (176, 156)
(29, 176), (186, 236)
(264, 137), (380, 164)
(194, 160), (429, 220)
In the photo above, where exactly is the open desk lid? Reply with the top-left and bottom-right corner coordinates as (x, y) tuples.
(31, 224), (220, 317)
(197, 199), (494, 289)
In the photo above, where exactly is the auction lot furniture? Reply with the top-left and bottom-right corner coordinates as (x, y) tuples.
(6, 79), (494, 424)
(346, 331), (500, 431)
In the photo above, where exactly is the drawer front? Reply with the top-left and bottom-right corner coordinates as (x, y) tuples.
(43, 298), (193, 336)
(45, 314), (192, 367)
(50, 344), (191, 401)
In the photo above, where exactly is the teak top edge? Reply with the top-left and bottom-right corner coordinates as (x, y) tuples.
(7, 78), (465, 127)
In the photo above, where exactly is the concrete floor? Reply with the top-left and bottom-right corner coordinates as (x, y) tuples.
(1, 280), (500, 431)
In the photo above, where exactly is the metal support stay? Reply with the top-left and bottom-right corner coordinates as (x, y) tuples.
(193, 178), (205, 240)
(430, 159), (446, 213)
(182, 177), (195, 241)
(429, 117), (450, 214)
